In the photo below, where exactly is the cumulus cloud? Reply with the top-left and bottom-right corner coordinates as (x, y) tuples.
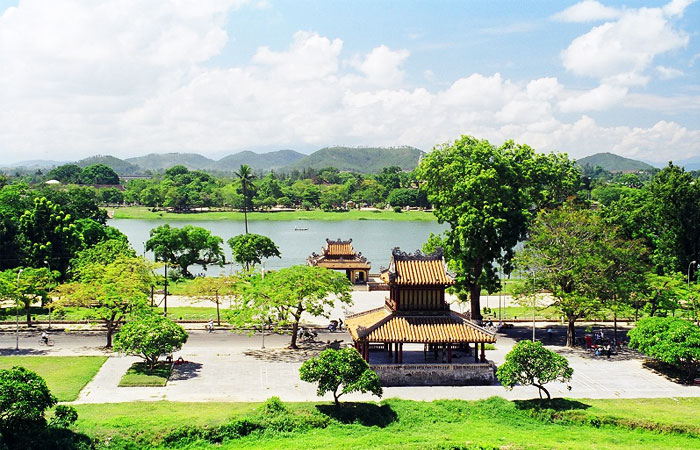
(561, 4), (689, 85)
(0, 0), (698, 164)
(552, 1), (621, 23)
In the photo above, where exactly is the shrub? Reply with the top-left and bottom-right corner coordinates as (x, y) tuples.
(0, 367), (56, 431)
(49, 405), (78, 428)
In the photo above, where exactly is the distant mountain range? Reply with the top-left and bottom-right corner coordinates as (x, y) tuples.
(576, 152), (654, 173)
(1, 146), (425, 175)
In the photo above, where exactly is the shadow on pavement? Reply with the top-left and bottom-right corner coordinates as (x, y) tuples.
(170, 362), (203, 381)
(0, 348), (48, 356)
(316, 402), (397, 427)
(244, 341), (338, 362)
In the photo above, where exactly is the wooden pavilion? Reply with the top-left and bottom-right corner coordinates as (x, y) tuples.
(307, 238), (371, 283)
(345, 248), (496, 385)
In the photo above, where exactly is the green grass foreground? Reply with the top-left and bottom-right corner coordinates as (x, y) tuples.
(118, 362), (171, 387)
(70, 397), (700, 449)
(112, 206), (437, 222)
(0, 356), (107, 401)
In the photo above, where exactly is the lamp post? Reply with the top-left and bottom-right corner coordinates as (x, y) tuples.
(15, 268), (23, 352)
(44, 260), (52, 330)
(531, 270), (537, 342)
(261, 263), (265, 349)
(688, 260), (697, 324)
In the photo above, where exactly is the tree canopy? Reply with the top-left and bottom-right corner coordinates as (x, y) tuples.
(114, 314), (188, 371)
(496, 340), (573, 400)
(299, 347), (383, 406)
(146, 224), (225, 278)
(416, 135), (580, 321)
(227, 233), (281, 271)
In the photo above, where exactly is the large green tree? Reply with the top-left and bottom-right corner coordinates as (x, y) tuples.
(146, 224), (225, 278)
(2, 267), (58, 326)
(516, 204), (644, 346)
(230, 265), (352, 349)
(416, 136), (579, 322)
(79, 164), (119, 185)
(55, 257), (153, 347)
(114, 314), (188, 371)
(227, 233), (281, 271)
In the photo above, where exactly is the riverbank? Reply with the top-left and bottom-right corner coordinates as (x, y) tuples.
(111, 206), (437, 222)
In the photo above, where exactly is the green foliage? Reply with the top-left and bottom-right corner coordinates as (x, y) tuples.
(417, 135), (580, 321)
(55, 256), (154, 347)
(69, 238), (135, 279)
(230, 266), (352, 348)
(146, 224), (225, 277)
(628, 317), (700, 382)
(0, 367), (56, 430)
(18, 197), (81, 276)
(79, 164), (119, 185)
(49, 406), (78, 429)
(497, 341), (573, 399)
(47, 164), (82, 184)
(300, 348), (383, 406)
(516, 203), (646, 346)
(227, 233), (281, 270)
(114, 315), (188, 371)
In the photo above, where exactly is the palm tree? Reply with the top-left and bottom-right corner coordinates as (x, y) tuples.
(234, 164), (256, 233)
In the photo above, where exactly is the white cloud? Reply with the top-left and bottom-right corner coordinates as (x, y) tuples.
(552, 1), (621, 23)
(655, 65), (684, 79)
(561, 5), (689, 85)
(0, 1), (698, 165)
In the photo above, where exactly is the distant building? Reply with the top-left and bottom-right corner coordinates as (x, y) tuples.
(308, 238), (371, 283)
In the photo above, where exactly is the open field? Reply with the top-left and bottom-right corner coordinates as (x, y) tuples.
(111, 206), (437, 222)
(70, 397), (700, 449)
(0, 356), (107, 401)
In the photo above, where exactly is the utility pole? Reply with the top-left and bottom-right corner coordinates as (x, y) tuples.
(164, 263), (168, 316)
(16, 268), (23, 352)
(261, 263), (265, 349)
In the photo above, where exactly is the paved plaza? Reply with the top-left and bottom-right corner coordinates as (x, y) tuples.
(0, 292), (697, 404)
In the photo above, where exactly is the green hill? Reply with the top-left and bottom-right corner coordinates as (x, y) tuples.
(284, 146), (424, 173)
(218, 150), (305, 171)
(76, 155), (141, 175)
(576, 152), (653, 173)
(125, 153), (217, 171)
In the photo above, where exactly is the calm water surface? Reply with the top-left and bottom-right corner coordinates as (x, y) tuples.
(109, 219), (448, 275)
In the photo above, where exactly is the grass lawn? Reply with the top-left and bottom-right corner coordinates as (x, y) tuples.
(118, 362), (172, 387)
(0, 356), (107, 401)
(112, 206), (437, 222)
(72, 397), (700, 449)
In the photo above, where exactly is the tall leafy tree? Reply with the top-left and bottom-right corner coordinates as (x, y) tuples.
(47, 164), (82, 184)
(18, 197), (82, 277)
(55, 257), (154, 347)
(497, 341), (573, 400)
(230, 265), (352, 349)
(416, 135), (579, 322)
(114, 315), (188, 371)
(516, 204), (643, 346)
(234, 164), (256, 233)
(146, 224), (225, 277)
(79, 164), (119, 185)
(227, 233), (281, 271)
(0, 267), (57, 326)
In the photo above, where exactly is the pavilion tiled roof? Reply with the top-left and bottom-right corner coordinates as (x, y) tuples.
(346, 307), (495, 344)
(325, 239), (354, 256)
(380, 248), (455, 286)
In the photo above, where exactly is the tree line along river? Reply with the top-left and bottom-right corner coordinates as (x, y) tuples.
(108, 218), (449, 275)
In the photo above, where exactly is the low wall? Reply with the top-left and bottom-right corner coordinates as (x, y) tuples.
(371, 362), (495, 386)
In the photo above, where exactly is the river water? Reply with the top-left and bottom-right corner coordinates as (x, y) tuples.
(108, 219), (448, 275)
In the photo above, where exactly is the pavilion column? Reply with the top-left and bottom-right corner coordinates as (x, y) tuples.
(398, 343), (403, 364)
(365, 343), (371, 362)
(480, 342), (486, 362)
(474, 343), (479, 363)
(447, 343), (452, 363)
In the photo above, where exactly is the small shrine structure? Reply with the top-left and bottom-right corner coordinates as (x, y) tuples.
(307, 238), (371, 283)
(345, 248), (496, 385)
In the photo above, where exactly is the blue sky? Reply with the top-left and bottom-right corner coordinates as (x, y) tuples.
(0, 0), (698, 164)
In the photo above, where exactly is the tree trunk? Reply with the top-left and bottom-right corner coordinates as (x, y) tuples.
(534, 383), (551, 400)
(333, 389), (340, 407)
(216, 294), (221, 325)
(243, 183), (249, 234)
(106, 321), (114, 348)
(290, 321), (299, 349)
(469, 284), (483, 323)
(566, 317), (576, 347)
